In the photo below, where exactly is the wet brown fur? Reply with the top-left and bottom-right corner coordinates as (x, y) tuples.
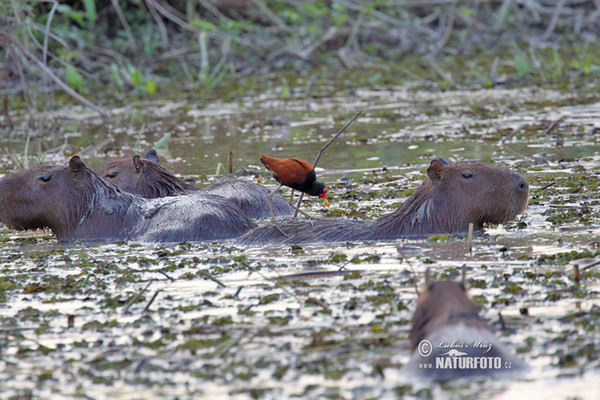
(94, 154), (294, 218)
(403, 268), (526, 378)
(410, 269), (489, 350)
(238, 159), (529, 245)
(0, 157), (256, 242)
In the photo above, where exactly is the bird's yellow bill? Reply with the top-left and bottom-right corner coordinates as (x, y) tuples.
(323, 197), (329, 206)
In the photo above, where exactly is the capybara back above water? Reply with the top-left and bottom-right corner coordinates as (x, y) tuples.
(93, 152), (294, 218)
(402, 269), (526, 378)
(238, 159), (529, 245)
(0, 156), (256, 242)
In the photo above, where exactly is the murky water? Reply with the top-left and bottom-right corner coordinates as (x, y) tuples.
(0, 86), (599, 399)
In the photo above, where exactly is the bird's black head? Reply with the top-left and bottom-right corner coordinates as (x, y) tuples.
(308, 181), (329, 205)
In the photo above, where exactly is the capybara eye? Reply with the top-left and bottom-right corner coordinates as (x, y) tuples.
(106, 172), (119, 179)
(460, 172), (474, 179)
(38, 175), (52, 183)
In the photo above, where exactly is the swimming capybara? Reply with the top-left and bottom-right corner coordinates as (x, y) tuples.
(0, 156), (257, 242)
(93, 151), (295, 219)
(238, 158), (529, 245)
(402, 268), (526, 378)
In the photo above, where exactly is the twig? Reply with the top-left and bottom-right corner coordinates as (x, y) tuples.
(43, 1), (58, 65)
(157, 269), (176, 281)
(493, 0), (513, 31)
(241, 262), (307, 308)
(143, 289), (162, 313)
(542, 0), (567, 40)
(297, 26), (337, 60)
(293, 110), (363, 217)
(250, 0), (289, 30)
(110, 0), (136, 51)
(543, 117), (565, 136)
(433, 3), (455, 56)
(425, 56), (455, 86)
(199, 0), (231, 22)
(197, 270), (227, 288)
(391, 0), (499, 5)
(144, 0), (169, 44)
(500, 126), (523, 145)
(581, 260), (600, 271)
(1, 33), (110, 118)
(540, 181), (557, 190)
(123, 279), (154, 313)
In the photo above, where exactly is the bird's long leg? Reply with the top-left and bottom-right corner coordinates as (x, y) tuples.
(287, 193), (314, 226)
(268, 183), (288, 236)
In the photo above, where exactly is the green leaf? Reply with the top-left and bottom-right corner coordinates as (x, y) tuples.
(146, 79), (156, 94)
(110, 63), (124, 87)
(459, 6), (474, 17)
(56, 4), (72, 13)
(129, 67), (141, 86)
(188, 19), (216, 31)
(571, 59), (580, 69)
(280, 77), (290, 99)
(68, 10), (84, 25)
(65, 65), (83, 91)
(81, 0), (96, 25)
(583, 55), (592, 74)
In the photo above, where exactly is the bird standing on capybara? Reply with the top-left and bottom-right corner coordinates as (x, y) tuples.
(402, 268), (526, 378)
(238, 159), (529, 245)
(259, 154), (329, 234)
(93, 151), (294, 219)
(0, 156), (256, 242)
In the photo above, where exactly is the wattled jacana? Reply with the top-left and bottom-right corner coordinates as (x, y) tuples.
(260, 155), (329, 235)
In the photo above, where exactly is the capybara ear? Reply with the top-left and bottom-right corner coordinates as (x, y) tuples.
(133, 155), (144, 173)
(144, 149), (160, 163)
(427, 159), (445, 182)
(68, 156), (86, 174)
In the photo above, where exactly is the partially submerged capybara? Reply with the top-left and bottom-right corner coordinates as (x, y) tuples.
(0, 156), (257, 242)
(93, 151), (295, 218)
(238, 158), (529, 245)
(402, 269), (526, 378)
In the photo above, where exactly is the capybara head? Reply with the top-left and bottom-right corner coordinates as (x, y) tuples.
(410, 268), (486, 350)
(392, 159), (529, 235)
(0, 156), (96, 233)
(94, 153), (195, 198)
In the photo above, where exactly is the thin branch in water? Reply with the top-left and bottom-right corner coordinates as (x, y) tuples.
(543, 117), (565, 136)
(157, 269), (176, 281)
(241, 262), (306, 308)
(293, 110), (363, 217)
(123, 279), (154, 313)
(198, 270), (227, 288)
(143, 289), (162, 313)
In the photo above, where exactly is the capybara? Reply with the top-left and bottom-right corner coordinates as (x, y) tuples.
(237, 159), (529, 245)
(93, 151), (295, 219)
(0, 156), (257, 242)
(402, 268), (526, 378)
